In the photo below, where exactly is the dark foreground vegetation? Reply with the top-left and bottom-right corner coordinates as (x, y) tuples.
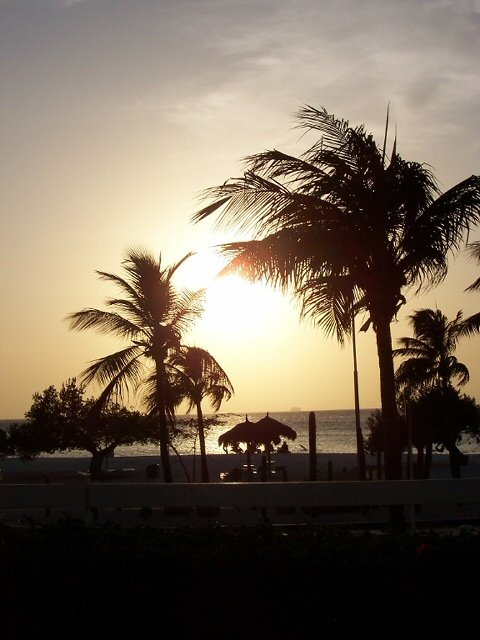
(2, 520), (479, 637)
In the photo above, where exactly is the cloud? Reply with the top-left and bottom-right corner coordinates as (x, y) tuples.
(44, 0), (86, 7)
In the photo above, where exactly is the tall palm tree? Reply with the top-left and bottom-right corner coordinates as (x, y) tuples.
(168, 346), (234, 482)
(66, 246), (205, 483)
(460, 240), (480, 336)
(192, 105), (480, 497)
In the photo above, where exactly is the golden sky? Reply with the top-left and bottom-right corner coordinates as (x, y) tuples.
(1, 0), (479, 418)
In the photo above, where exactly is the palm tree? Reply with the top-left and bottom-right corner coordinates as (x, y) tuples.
(66, 246), (205, 482)
(394, 308), (470, 392)
(393, 307), (470, 477)
(168, 346), (234, 482)
(192, 105), (480, 498)
(460, 240), (480, 336)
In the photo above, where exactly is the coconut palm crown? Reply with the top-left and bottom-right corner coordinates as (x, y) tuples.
(66, 246), (205, 482)
(393, 307), (470, 394)
(460, 240), (480, 337)
(168, 345), (234, 482)
(193, 105), (480, 490)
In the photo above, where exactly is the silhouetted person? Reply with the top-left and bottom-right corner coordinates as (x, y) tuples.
(278, 441), (289, 453)
(259, 455), (267, 482)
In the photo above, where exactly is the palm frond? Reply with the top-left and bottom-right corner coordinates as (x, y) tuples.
(459, 312), (480, 337)
(205, 384), (233, 412)
(165, 251), (196, 281)
(105, 298), (152, 328)
(394, 307), (471, 392)
(297, 275), (358, 345)
(242, 149), (326, 184)
(141, 373), (178, 424)
(167, 287), (206, 335)
(448, 361), (470, 386)
(167, 345), (234, 412)
(424, 175), (480, 253)
(95, 270), (140, 303)
(66, 309), (141, 340)
(80, 346), (144, 393)
(465, 240), (480, 293)
(466, 277), (480, 293)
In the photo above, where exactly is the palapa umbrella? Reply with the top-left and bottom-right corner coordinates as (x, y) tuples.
(218, 415), (260, 472)
(254, 413), (297, 472)
(218, 413), (297, 478)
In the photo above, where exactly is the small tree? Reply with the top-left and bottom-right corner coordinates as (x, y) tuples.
(410, 388), (480, 478)
(365, 392), (480, 479)
(363, 409), (407, 479)
(8, 379), (85, 458)
(73, 400), (156, 478)
(8, 379), (156, 478)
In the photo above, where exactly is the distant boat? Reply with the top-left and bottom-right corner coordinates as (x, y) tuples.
(290, 406), (301, 412)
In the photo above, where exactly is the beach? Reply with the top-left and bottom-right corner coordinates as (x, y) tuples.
(2, 450), (480, 483)
(1, 450), (480, 536)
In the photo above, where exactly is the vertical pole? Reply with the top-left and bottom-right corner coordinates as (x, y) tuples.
(308, 411), (317, 481)
(404, 390), (416, 533)
(406, 391), (413, 480)
(352, 311), (367, 481)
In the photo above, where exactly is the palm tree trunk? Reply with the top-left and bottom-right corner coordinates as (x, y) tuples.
(446, 443), (465, 478)
(415, 446), (424, 479)
(375, 318), (402, 479)
(155, 361), (172, 483)
(375, 316), (405, 530)
(89, 451), (104, 480)
(196, 403), (210, 483)
(424, 442), (433, 479)
(158, 408), (172, 483)
(352, 315), (366, 480)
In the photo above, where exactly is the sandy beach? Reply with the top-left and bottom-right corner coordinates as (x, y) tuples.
(1, 451), (480, 530)
(2, 450), (480, 483)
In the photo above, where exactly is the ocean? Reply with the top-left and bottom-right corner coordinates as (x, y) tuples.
(1, 408), (479, 457)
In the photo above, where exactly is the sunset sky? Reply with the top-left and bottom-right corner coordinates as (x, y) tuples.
(1, 0), (479, 419)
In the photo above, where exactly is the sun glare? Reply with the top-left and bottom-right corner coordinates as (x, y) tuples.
(177, 251), (288, 343)
(202, 275), (285, 338)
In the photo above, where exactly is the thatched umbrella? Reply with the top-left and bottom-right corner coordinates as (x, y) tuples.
(218, 413), (297, 477)
(218, 416), (259, 472)
(254, 413), (297, 472)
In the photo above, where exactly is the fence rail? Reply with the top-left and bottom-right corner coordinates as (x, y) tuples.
(1, 478), (479, 529)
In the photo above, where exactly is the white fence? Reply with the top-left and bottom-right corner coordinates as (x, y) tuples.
(1, 478), (480, 529)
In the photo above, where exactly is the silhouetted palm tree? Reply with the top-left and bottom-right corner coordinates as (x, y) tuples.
(169, 346), (234, 482)
(394, 308), (470, 393)
(460, 240), (480, 337)
(193, 105), (480, 498)
(393, 308), (471, 478)
(66, 247), (205, 482)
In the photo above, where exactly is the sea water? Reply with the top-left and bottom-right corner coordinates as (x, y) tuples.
(2, 409), (479, 458)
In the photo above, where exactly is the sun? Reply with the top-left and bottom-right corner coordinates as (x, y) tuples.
(202, 274), (285, 337)
(176, 250), (288, 342)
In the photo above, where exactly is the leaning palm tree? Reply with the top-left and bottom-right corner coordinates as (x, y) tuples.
(192, 105), (480, 500)
(460, 240), (480, 337)
(66, 246), (205, 482)
(168, 345), (234, 482)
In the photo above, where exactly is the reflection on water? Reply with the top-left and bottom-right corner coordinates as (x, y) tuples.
(2, 409), (479, 458)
